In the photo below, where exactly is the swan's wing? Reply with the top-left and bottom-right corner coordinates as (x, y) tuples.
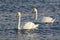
(23, 22), (34, 29)
(23, 22), (39, 29)
(41, 17), (54, 22)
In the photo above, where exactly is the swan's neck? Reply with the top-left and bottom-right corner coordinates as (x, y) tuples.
(18, 16), (21, 30)
(35, 10), (38, 20)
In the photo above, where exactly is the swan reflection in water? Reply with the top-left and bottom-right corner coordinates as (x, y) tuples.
(17, 29), (40, 40)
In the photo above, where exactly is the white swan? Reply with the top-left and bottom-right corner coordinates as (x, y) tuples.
(17, 12), (39, 30)
(33, 8), (55, 23)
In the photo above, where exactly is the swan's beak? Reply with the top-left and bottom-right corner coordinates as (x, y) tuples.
(32, 8), (37, 13)
(17, 12), (21, 17)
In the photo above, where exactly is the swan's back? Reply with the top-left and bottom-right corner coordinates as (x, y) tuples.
(41, 17), (53, 22)
(23, 22), (39, 29)
(38, 16), (55, 23)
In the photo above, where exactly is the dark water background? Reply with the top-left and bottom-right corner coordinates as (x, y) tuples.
(0, 0), (60, 40)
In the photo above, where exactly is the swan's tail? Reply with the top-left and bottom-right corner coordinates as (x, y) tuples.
(52, 19), (56, 23)
(33, 24), (39, 29)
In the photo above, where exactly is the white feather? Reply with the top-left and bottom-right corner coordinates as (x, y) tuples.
(17, 12), (39, 30)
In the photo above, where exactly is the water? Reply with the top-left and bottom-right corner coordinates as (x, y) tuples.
(0, 0), (60, 40)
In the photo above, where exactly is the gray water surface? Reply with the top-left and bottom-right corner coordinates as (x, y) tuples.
(0, 0), (60, 40)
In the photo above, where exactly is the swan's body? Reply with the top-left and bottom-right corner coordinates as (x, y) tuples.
(38, 16), (55, 23)
(24, 22), (39, 29)
(33, 8), (55, 23)
(17, 12), (39, 30)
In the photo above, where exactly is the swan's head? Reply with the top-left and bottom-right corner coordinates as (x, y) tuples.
(33, 8), (38, 13)
(17, 12), (21, 17)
